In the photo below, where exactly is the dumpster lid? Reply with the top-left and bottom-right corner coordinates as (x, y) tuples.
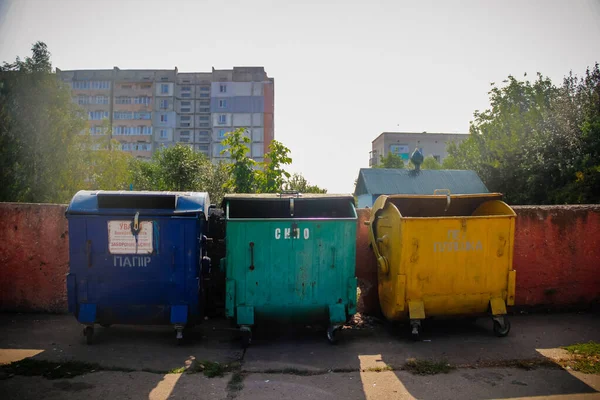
(66, 190), (210, 217)
(222, 193), (354, 201)
(380, 193), (513, 217)
(223, 193), (356, 219)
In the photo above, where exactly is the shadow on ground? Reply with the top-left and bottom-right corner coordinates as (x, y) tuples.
(1, 312), (599, 399)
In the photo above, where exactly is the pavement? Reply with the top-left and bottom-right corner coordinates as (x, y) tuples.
(1, 312), (599, 399)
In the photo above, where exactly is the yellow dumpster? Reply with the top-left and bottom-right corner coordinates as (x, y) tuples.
(368, 191), (516, 338)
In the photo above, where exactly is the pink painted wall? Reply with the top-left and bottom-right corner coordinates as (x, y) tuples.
(0, 203), (598, 314)
(0, 203), (69, 312)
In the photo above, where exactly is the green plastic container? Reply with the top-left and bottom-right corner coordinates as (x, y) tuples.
(221, 193), (357, 345)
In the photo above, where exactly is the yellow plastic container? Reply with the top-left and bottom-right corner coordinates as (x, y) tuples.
(368, 191), (516, 338)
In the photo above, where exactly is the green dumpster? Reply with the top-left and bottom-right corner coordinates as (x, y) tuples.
(221, 193), (358, 346)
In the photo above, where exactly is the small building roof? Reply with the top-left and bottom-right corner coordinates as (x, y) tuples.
(354, 168), (489, 197)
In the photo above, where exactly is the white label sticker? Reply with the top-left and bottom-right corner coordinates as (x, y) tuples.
(108, 220), (153, 254)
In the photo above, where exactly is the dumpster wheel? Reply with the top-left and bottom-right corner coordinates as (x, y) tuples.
(492, 317), (511, 337)
(240, 327), (252, 349)
(83, 326), (94, 345)
(326, 325), (341, 345)
(410, 320), (423, 341)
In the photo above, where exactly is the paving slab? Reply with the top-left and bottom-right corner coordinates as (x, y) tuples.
(243, 313), (600, 371)
(0, 371), (229, 400)
(239, 369), (600, 400)
(0, 314), (242, 371)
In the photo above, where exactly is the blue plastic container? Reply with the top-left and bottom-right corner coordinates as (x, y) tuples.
(65, 190), (210, 344)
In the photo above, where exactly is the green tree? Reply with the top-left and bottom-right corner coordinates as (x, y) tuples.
(445, 64), (600, 204)
(0, 41), (87, 203)
(200, 160), (230, 205)
(221, 128), (256, 193)
(375, 153), (405, 169)
(145, 144), (209, 191)
(129, 157), (159, 191)
(85, 120), (133, 190)
(258, 140), (292, 193)
(421, 155), (443, 170)
(285, 173), (327, 193)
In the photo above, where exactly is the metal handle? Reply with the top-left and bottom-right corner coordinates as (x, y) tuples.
(249, 242), (255, 271)
(86, 240), (92, 268)
(434, 189), (452, 212)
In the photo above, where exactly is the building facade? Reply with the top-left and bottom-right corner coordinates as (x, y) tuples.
(57, 66), (274, 162)
(369, 132), (468, 167)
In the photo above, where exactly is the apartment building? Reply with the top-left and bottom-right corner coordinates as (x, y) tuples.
(369, 132), (468, 167)
(56, 66), (274, 161)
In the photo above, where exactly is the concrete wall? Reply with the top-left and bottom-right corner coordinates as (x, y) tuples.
(1, 203), (598, 315)
(0, 203), (69, 313)
(512, 205), (600, 308)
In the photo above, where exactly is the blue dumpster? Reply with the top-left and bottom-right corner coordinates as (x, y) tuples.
(65, 190), (210, 344)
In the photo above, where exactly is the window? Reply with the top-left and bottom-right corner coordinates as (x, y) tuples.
(141, 84), (151, 89)
(218, 115), (227, 125)
(142, 126), (152, 135)
(116, 97), (131, 104)
(198, 116), (208, 121)
(160, 129), (168, 139)
(121, 84), (132, 89)
(198, 131), (210, 141)
(180, 131), (190, 136)
(90, 111), (109, 120)
(434, 155), (441, 163)
(181, 101), (191, 106)
(219, 84), (227, 93)
(161, 84), (169, 94)
(198, 122), (209, 127)
(121, 143), (130, 151)
(180, 137), (190, 143)
(181, 116), (191, 121)
(181, 93), (191, 98)
(134, 97), (150, 105)
(199, 86), (209, 92)
(181, 86), (191, 92)
(199, 100), (209, 106)
(134, 112), (151, 120)
(78, 95), (88, 105)
(199, 93), (209, 98)
(160, 99), (168, 109)
(181, 123), (191, 127)
(198, 144), (209, 152)
(219, 99), (227, 108)
(199, 108), (210, 113)
(160, 114), (168, 122)
(114, 111), (133, 120)
(181, 108), (191, 113)
(218, 129), (227, 139)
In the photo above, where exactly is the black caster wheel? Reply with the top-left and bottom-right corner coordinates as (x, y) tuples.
(410, 322), (422, 341)
(326, 326), (339, 345)
(240, 330), (252, 349)
(493, 318), (511, 337)
(83, 326), (94, 345)
(175, 327), (184, 345)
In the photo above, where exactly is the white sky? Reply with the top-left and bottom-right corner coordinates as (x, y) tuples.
(1, 0), (599, 193)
